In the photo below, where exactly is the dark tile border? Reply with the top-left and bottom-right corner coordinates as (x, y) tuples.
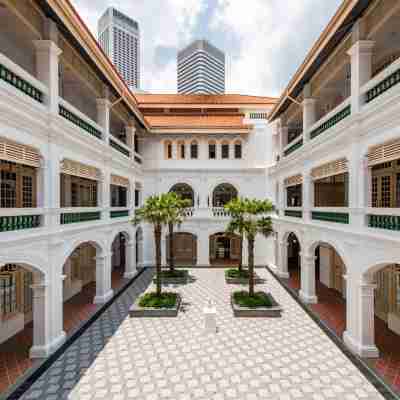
(266, 266), (400, 400)
(3, 268), (146, 400)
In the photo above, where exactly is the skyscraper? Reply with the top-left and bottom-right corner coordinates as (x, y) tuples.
(98, 7), (140, 89)
(177, 40), (225, 94)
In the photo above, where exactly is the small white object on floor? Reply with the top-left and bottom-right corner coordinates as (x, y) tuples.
(203, 300), (217, 333)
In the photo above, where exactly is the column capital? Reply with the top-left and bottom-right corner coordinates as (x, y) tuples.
(347, 40), (375, 57)
(33, 40), (62, 56)
(30, 282), (48, 297)
(96, 98), (112, 108)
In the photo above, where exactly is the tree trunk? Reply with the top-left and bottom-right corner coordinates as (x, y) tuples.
(168, 222), (175, 271)
(154, 224), (162, 296)
(248, 236), (255, 297)
(238, 234), (243, 272)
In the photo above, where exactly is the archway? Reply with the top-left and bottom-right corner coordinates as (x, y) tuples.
(111, 232), (130, 289)
(136, 227), (143, 267)
(0, 263), (45, 390)
(170, 183), (195, 207)
(212, 183), (238, 207)
(209, 232), (241, 266)
(166, 232), (197, 266)
(287, 232), (301, 290)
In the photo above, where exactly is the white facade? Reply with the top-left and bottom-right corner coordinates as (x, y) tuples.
(98, 7), (140, 89)
(177, 40), (225, 94)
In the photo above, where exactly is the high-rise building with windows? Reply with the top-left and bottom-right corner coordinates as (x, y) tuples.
(177, 40), (225, 94)
(98, 7), (140, 89)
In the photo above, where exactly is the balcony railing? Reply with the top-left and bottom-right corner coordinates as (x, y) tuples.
(312, 210), (349, 224)
(0, 53), (46, 104)
(134, 152), (142, 164)
(363, 57), (400, 104)
(109, 136), (131, 158)
(60, 210), (101, 225)
(283, 136), (303, 157)
(212, 207), (231, 217)
(182, 208), (195, 217)
(59, 99), (103, 140)
(284, 209), (303, 218)
(0, 212), (42, 232)
(110, 210), (129, 218)
(367, 208), (400, 231)
(309, 100), (351, 140)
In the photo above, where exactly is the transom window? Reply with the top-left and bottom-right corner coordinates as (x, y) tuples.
(212, 183), (238, 207)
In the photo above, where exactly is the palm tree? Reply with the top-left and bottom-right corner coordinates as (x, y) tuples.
(165, 192), (192, 271)
(226, 198), (274, 296)
(132, 194), (170, 296)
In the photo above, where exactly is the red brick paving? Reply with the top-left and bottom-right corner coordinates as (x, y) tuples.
(0, 269), (128, 394)
(286, 266), (400, 395)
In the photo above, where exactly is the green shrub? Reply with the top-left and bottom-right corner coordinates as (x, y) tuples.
(161, 269), (187, 278)
(225, 268), (250, 279)
(138, 292), (178, 308)
(233, 291), (272, 308)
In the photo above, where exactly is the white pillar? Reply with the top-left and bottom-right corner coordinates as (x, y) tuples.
(347, 40), (375, 113)
(101, 167), (111, 221)
(33, 40), (62, 113)
(124, 239), (137, 279)
(96, 98), (111, 141)
(299, 252), (318, 304)
(277, 240), (290, 278)
(302, 99), (317, 142)
(343, 276), (379, 358)
(278, 179), (285, 216)
(94, 252), (114, 304)
(302, 172), (312, 223)
(197, 229), (210, 266)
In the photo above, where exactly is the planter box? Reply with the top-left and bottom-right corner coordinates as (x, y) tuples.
(231, 292), (282, 318)
(129, 294), (181, 318)
(226, 273), (264, 285)
(153, 269), (189, 285)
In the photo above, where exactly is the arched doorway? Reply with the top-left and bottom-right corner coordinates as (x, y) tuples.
(287, 232), (301, 290)
(170, 183), (195, 207)
(136, 227), (143, 267)
(212, 183), (238, 207)
(209, 232), (241, 266)
(166, 232), (197, 266)
(111, 232), (130, 288)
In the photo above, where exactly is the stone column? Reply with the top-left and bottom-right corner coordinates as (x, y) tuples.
(299, 252), (318, 304)
(94, 252), (114, 304)
(33, 40), (62, 113)
(276, 240), (290, 278)
(124, 239), (137, 278)
(126, 124), (136, 156)
(278, 179), (285, 217)
(347, 40), (375, 113)
(96, 98), (111, 141)
(302, 172), (313, 223)
(197, 229), (210, 266)
(280, 126), (288, 159)
(302, 84), (317, 142)
(101, 167), (111, 221)
(343, 276), (379, 358)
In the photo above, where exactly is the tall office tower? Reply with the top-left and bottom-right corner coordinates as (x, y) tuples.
(98, 7), (140, 89)
(177, 40), (225, 94)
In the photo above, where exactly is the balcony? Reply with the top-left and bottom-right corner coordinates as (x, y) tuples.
(367, 208), (400, 232)
(0, 209), (42, 233)
(0, 52), (46, 105)
(60, 209), (101, 225)
(109, 136), (131, 158)
(110, 209), (130, 219)
(311, 208), (349, 224)
(284, 209), (303, 218)
(212, 207), (231, 218)
(283, 135), (303, 157)
(309, 99), (351, 140)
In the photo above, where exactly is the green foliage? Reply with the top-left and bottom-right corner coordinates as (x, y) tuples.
(233, 291), (273, 308)
(138, 292), (178, 308)
(164, 192), (192, 227)
(161, 269), (187, 278)
(132, 193), (173, 227)
(225, 268), (250, 279)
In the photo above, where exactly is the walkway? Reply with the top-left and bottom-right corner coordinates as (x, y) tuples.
(0, 271), (128, 394)
(286, 269), (400, 395)
(19, 268), (385, 399)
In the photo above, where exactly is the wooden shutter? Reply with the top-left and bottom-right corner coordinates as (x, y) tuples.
(0, 139), (41, 168)
(60, 159), (101, 181)
(111, 175), (129, 187)
(284, 174), (303, 187)
(368, 139), (400, 166)
(311, 158), (348, 180)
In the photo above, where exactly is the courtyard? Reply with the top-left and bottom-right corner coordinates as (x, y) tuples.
(16, 268), (388, 400)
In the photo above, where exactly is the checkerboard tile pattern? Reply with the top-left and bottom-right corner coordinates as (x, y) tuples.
(20, 268), (384, 399)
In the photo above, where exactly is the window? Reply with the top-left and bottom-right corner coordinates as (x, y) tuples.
(135, 189), (140, 207)
(314, 173), (348, 207)
(170, 183), (194, 207)
(165, 141), (173, 159)
(209, 142), (216, 159)
(190, 142), (198, 159)
(180, 143), (185, 159)
(110, 185), (127, 207)
(212, 183), (238, 207)
(221, 143), (229, 159)
(234, 142), (242, 159)
(62, 174), (98, 207)
(286, 184), (302, 207)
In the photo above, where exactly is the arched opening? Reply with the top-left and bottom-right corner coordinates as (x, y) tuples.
(208, 140), (217, 159)
(221, 140), (230, 159)
(164, 140), (173, 160)
(287, 232), (301, 290)
(209, 232), (241, 266)
(234, 140), (242, 159)
(190, 140), (198, 159)
(166, 232), (197, 266)
(0, 263), (44, 390)
(177, 140), (186, 160)
(111, 232), (130, 289)
(212, 183), (238, 207)
(170, 183), (195, 207)
(136, 227), (143, 267)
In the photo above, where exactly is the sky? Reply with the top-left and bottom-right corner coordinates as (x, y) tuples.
(71, 0), (343, 97)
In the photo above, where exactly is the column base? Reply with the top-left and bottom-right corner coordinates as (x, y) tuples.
(343, 331), (379, 358)
(94, 289), (114, 304)
(123, 270), (137, 279)
(299, 290), (318, 304)
(29, 330), (66, 359)
(269, 264), (289, 279)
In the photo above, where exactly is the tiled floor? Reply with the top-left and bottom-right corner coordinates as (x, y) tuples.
(0, 270), (128, 395)
(286, 267), (400, 395)
(20, 268), (385, 399)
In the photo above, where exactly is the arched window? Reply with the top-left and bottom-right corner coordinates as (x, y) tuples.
(165, 141), (173, 159)
(190, 140), (198, 159)
(221, 140), (230, 159)
(177, 140), (185, 159)
(209, 140), (216, 159)
(234, 140), (242, 159)
(170, 183), (195, 207)
(212, 183), (238, 207)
